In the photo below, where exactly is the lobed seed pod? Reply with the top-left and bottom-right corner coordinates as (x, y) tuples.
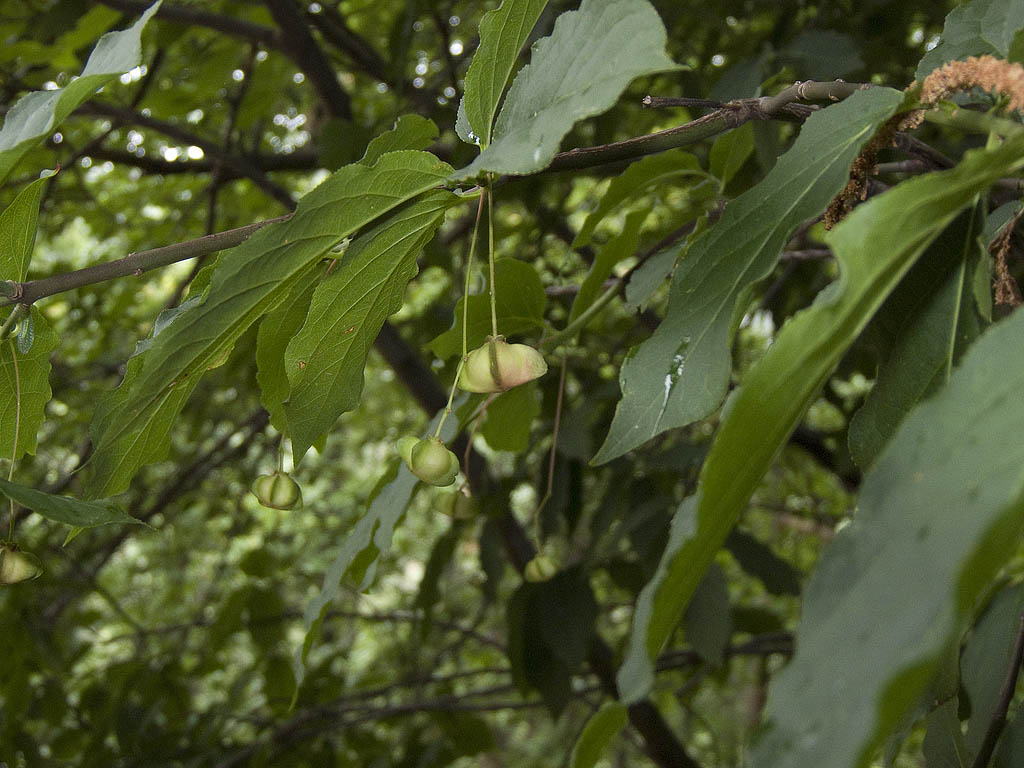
(458, 336), (547, 393)
(399, 436), (460, 487)
(251, 472), (303, 510)
(523, 553), (558, 583)
(0, 543), (42, 585)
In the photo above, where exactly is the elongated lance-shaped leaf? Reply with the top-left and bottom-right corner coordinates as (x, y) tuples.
(452, 0), (679, 179)
(427, 258), (546, 359)
(0, 478), (144, 529)
(569, 210), (644, 322)
(750, 306), (1024, 768)
(458, 0), (549, 147)
(915, 0), (1024, 81)
(283, 190), (456, 459)
(87, 151), (452, 497)
(573, 150), (703, 249)
(1, 308), (57, 461)
(614, 132), (1024, 708)
(293, 403), (462, 699)
(256, 116), (442, 435)
(0, 2), (160, 184)
(592, 87), (905, 465)
(570, 702), (628, 768)
(848, 205), (984, 469)
(256, 265), (322, 434)
(0, 171), (53, 282)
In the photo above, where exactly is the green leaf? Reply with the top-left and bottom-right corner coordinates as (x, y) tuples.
(848, 206), (984, 469)
(360, 114), (439, 166)
(459, 0), (549, 147)
(0, 2), (161, 184)
(293, 405), (461, 698)
(750, 305), (1024, 768)
(0, 478), (144, 529)
(915, 0), (1024, 81)
(15, 310), (34, 356)
(570, 702), (628, 768)
(534, 568), (598, 670)
(961, 583), (1024, 760)
(709, 123), (755, 187)
(255, 265), (321, 433)
(725, 529), (801, 596)
(480, 382), (541, 452)
(1, 308), (56, 461)
(506, 582), (573, 714)
(623, 242), (683, 313)
(0, 171), (52, 281)
(780, 30), (864, 80)
(593, 87), (905, 465)
(994, 715), (1024, 768)
(87, 151), (452, 497)
(615, 131), (1024, 707)
(923, 699), (970, 768)
(427, 258), (546, 359)
(453, 0), (679, 178)
(569, 210), (645, 322)
(683, 562), (732, 667)
(283, 191), (455, 459)
(573, 151), (703, 248)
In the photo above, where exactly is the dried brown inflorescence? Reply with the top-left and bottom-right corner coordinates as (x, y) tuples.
(919, 54), (1024, 111)
(825, 55), (1024, 230)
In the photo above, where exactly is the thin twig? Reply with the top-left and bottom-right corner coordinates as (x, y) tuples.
(971, 610), (1024, 768)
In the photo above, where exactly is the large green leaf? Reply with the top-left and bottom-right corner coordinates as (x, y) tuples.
(255, 266), (321, 434)
(750, 304), (1024, 768)
(293, 406), (461, 697)
(453, 0), (678, 179)
(0, 478), (143, 529)
(848, 207), (984, 469)
(915, 0), (1024, 81)
(87, 151), (452, 497)
(0, 171), (52, 282)
(570, 701), (628, 768)
(593, 87), (905, 464)
(569, 210), (644, 322)
(458, 0), (549, 147)
(480, 382), (541, 452)
(1, 308), (57, 461)
(615, 132), (1024, 706)
(283, 191), (455, 459)
(0, 2), (161, 184)
(573, 150), (704, 248)
(427, 258), (546, 359)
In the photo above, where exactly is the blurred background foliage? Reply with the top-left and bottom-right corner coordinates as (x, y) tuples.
(0, 0), (990, 766)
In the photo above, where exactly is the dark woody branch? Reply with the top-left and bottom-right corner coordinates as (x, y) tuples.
(95, 0), (282, 48)
(264, 0), (353, 121)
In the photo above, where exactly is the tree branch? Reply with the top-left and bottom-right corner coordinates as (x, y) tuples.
(95, 0), (282, 49)
(264, 0), (353, 121)
(2, 217), (288, 306)
(76, 101), (297, 208)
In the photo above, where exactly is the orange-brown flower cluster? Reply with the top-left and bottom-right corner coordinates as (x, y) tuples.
(919, 54), (1024, 111)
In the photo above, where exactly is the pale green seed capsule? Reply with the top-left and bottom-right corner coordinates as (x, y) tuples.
(524, 554), (558, 583)
(0, 545), (42, 585)
(251, 472), (303, 510)
(458, 337), (547, 393)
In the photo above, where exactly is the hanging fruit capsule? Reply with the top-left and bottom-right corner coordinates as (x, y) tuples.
(524, 553), (558, 583)
(458, 336), (547, 393)
(398, 436), (460, 487)
(0, 543), (42, 585)
(251, 472), (303, 510)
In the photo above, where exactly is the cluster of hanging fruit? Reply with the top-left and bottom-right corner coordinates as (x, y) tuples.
(400, 336), (546, 485)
